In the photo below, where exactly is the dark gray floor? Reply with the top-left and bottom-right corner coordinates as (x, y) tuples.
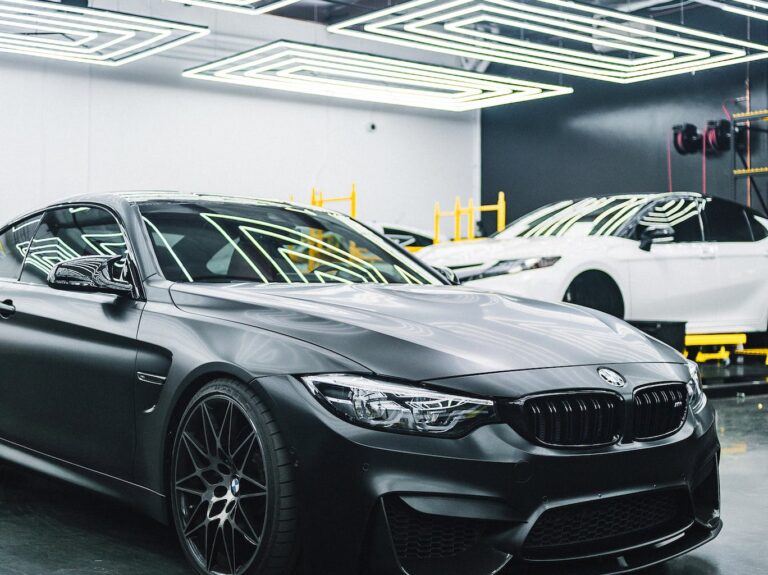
(0, 395), (765, 575)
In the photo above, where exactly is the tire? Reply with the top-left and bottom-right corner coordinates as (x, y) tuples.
(563, 271), (625, 319)
(170, 378), (298, 575)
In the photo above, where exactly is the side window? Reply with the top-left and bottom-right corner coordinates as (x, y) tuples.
(747, 211), (768, 241)
(635, 198), (703, 243)
(703, 199), (753, 242)
(20, 206), (127, 285)
(0, 215), (42, 280)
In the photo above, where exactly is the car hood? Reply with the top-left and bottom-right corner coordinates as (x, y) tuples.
(170, 283), (681, 383)
(418, 236), (612, 268)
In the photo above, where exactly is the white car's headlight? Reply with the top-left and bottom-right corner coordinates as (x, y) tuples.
(461, 256), (560, 282)
(686, 359), (707, 413)
(302, 374), (497, 437)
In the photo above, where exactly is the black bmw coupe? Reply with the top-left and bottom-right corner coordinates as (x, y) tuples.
(0, 192), (721, 575)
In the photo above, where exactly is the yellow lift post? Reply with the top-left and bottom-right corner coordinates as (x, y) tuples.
(684, 333), (747, 364)
(311, 184), (357, 218)
(433, 192), (506, 244)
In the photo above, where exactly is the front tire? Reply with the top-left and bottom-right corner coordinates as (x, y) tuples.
(170, 378), (298, 575)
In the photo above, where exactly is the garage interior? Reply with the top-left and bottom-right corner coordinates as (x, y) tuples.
(1, 0), (768, 573)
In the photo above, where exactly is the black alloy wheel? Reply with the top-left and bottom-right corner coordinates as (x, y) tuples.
(171, 379), (297, 575)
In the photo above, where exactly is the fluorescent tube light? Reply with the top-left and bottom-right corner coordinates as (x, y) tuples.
(328, 0), (768, 83)
(165, 0), (301, 15)
(183, 40), (572, 111)
(0, 0), (208, 66)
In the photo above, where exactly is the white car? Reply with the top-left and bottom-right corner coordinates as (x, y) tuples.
(418, 192), (768, 334)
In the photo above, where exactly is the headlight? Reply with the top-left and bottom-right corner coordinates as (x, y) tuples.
(461, 256), (560, 282)
(302, 374), (497, 437)
(686, 359), (707, 413)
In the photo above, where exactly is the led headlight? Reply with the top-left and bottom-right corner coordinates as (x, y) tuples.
(462, 256), (560, 282)
(302, 374), (497, 437)
(686, 359), (707, 413)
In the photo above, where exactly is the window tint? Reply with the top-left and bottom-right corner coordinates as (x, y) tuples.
(0, 215), (42, 280)
(140, 201), (440, 285)
(635, 198), (703, 243)
(496, 196), (649, 239)
(703, 199), (753, 242)
(20, 206), (127, 285)
(383, 227), (433, 248)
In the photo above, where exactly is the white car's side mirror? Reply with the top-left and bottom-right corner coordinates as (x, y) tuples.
(639, 226), (675, 251)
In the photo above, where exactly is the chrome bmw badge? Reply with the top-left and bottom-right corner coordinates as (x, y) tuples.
(598, 367), (626, 388)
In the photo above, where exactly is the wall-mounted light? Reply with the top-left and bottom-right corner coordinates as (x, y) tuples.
(165, 0), (301, 15)
(0, 0), (208, 66)
(182, 41), (573, 112)
(328, 0), (768, 83)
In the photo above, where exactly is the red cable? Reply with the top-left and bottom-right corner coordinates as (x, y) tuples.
(667, 137), (673, 192)
(721, 100), (732, 121)
(702, 127), (708, 196)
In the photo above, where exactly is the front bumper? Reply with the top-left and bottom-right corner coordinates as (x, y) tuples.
(461, 265), (567, 302)
(256, 375), (721, 575)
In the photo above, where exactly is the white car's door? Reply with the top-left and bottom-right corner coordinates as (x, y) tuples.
(624, 197), (714, 325)
(700, 198), (768, 333)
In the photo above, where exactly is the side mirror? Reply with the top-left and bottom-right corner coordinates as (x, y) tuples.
(639, 226), (674, 252)
(434, 266), (460, 285)
(47, 255), (134, 297)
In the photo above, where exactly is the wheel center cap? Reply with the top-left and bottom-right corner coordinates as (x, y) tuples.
(230, 476), (241, 496)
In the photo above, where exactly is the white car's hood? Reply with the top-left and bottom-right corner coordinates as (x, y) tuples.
(418, 235), (597, 268)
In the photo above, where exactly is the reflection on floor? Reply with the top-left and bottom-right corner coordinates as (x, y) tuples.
(0, 395), (765, 575)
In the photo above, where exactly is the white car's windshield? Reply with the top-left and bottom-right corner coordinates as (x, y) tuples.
(496, 196), (650, 239)
(138, 199), (441, 285)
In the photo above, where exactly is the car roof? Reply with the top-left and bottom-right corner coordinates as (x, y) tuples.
(60, 190), (297, 209)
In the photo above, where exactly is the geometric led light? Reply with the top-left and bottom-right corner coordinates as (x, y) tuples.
(713, 0), (768, 21)
(165, 0), (301, 16)
(183, 41), (573, 111)
(0, 0), (208, 66)
(329, 0), (768, 83)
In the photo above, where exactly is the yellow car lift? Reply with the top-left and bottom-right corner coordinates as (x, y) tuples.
(733, 348), (768, 366)
(433, 192), (506, 244)
(310, 184), (357, 218)
(684, 333), (747, 364)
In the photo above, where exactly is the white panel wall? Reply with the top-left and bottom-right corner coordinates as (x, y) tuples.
(0, 2), (480, 232)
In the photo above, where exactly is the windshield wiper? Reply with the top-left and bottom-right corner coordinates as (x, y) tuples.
(190, 275), (266, 284)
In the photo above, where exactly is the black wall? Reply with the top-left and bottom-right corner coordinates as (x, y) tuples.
(481, 16), (768, 232)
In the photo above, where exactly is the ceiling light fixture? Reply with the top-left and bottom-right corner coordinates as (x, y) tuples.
(182, 41), (572, 111)
(0, 0), (208, 66)
(165, 0), (301, 16)
(328, 0), (768, 83)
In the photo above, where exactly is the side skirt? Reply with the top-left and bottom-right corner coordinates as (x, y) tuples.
(0, 436), (168, 524)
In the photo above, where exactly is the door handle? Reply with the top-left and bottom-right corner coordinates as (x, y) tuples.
(700, 245), (717, 259)
(0, 299), (15, 319)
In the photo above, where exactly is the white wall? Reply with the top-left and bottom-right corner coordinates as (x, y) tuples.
(0, 1), (480, 232)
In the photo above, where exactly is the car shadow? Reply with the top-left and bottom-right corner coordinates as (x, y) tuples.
(0, 462), (189, 575)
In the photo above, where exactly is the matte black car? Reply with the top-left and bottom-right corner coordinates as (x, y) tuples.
(0, 192), (721, 575)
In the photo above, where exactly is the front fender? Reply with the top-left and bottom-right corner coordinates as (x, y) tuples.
(132, 299), (369, 502)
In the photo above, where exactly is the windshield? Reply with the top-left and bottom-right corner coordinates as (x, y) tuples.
(495, 196), (651, 239)
(138, 200), (441, 285)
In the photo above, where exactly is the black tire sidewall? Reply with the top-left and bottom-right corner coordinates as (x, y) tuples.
(170, 379), (284, 575)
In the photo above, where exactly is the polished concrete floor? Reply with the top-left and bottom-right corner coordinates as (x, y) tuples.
(0, 395), (765, 575)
